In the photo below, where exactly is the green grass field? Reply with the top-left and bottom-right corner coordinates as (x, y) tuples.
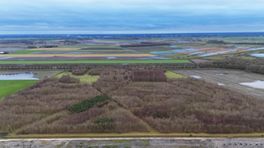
(0, 59), (189, 65)
(0, 80), (37, 101)
(165, 71), (187, 79)
(7, 133), (264, 139)
(12, 50), (46, 54)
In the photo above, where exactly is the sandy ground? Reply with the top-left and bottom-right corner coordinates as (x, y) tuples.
(176, 69), (264, 98)
(1, 138), (264, 148)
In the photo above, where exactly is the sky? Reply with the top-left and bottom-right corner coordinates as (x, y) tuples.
(0, 0), (264, 34)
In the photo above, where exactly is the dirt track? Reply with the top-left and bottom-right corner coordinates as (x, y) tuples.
(176, 69), (264, 98)
(1, 138), (264, 148)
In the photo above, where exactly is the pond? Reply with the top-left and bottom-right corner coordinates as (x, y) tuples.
(0, 72), (39, 80)
(251, 53), (264, 58)
(240, 80), (264, 90)
(150, 48), (196, 55)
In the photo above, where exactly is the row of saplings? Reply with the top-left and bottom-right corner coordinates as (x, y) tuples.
(68, 95), (114, 131)
(57, 68), (170, 131)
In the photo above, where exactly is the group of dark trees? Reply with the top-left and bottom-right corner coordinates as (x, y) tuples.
(200, 57), (264, 74)
(120, 42), (170, 47)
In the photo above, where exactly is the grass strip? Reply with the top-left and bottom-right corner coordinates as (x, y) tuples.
(6, 133), (264, 139)
(165, 71), (186, 79)
(0, 59), (190, 65)
(56, 72), (99, 84)
(0, 80), (37, 101)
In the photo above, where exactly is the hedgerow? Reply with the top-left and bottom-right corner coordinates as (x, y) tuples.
(69, 95), (110, 113)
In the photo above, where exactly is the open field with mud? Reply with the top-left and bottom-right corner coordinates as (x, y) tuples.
(176, 69), (264, 98)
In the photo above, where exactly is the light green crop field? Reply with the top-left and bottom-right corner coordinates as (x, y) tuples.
(0, 59), (190, 65)
(56, 72), (99, 84)
(0, 80), (37, 101)
(165, 71), (187, 79)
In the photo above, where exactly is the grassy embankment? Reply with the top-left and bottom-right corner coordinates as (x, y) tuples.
(165, 71), (187, 79)
(0, 59), (189, 65)
(0, 80), (37, 101)
(7, 133), (264, 139)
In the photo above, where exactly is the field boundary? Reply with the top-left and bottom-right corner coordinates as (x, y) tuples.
(5, 133), (264, 139)
(0, 63), (195, 70)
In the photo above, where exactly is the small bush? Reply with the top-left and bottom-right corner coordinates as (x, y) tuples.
(71, 67), (88, 76)
(88, 68), (104, 75)
(94, 117), (114, 130)
(69, 95), (110, 113)
(132, 69), (167, 82)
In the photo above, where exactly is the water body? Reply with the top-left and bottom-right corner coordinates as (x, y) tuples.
(150, 48), (196, 55)
(240, 80), (264, 90)
(0, 72), (39, 80)
(191, 75), (202, 79)
(251, 53), (264, 58)
(247, 47), (264, 52)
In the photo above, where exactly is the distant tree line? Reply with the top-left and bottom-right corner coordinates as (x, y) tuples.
(199, 57), (264, 74)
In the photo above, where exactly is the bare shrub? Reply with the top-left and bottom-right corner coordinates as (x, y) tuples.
(58, 75), (80, 83)
(132, 69), (167, 82)
(0, 78), (100, 132)
(111, 78), (264, 133)
(71, 67), (88, 75)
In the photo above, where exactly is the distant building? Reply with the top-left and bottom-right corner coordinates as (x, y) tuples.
(0, 51), (9, 54)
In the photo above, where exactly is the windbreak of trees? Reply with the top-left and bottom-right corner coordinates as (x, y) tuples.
(200, 57), (264, 74)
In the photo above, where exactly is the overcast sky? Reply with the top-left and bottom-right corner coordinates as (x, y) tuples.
(1, 0), (264, 34)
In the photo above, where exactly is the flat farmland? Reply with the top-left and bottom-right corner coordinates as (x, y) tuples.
(30, 48), (81, 51)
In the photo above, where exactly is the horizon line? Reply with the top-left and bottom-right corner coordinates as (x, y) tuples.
(0, 31), (264, 36)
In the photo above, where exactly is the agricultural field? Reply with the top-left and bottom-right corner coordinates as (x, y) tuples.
(0, 80), (37, 101)
(56, 72), (99, 84)
(0, 34), (264, 139)
(1, 34), (264, 64)
(1, 68), (264, 138)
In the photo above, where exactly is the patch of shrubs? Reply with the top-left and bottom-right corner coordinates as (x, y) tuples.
(200, 57), (264, 75)
(94, 117), (114, 130)
(132, 69), (167, 82)
(71, 67), (88, 76)
(69, 95), (110, 113)
(59, 75), (80, 83)
(88, 68), (104, 75)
